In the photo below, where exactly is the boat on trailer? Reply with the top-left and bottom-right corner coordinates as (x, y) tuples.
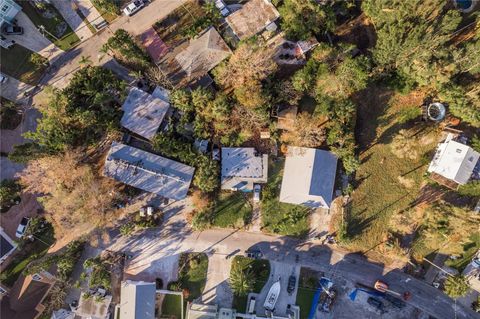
(264, 279), (281, 311)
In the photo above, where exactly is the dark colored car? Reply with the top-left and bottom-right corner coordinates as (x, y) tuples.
(367, 297), (385, 313)
(287, 275), (296, 294)
(3, 25), (23, 35)
(244, 250), (262, 259)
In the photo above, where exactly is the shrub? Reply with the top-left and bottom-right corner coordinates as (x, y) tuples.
(457, 181), (480, 197)
(0, 179), (21, 211)
(120, 222), (135, 236)
(444, 275), (469, 298)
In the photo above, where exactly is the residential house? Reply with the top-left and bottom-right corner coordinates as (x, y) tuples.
(427, 133), (480, 189)
(0, 271), (56, 319)
(119, 280), (156, 319)
(104, 142), (195, 200)
(74, 292), (112, 319)
(226, 0), (280, 40)
(0, 227), (16, 264)
(221, 147), (268, 192)
(175, 27), (231, 83)
(0, 0), (21, 28)
(121, 87), (171, 141)
(463, 250), (480, 292)
(51, 309), (75, 319)
(279, 146), (337, 209)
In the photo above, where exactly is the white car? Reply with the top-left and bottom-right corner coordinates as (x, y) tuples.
(15, 217), (30, 238)
(0, 73), (7, 83)
(123, 0), (145, 16)
(253, 184), (261, 202)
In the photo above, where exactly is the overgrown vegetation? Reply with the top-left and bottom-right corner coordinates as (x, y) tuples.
(444, 275), (470, 298)
(102, 29), (151, 71)
(172, 253), (208, 303)
(0, 99), (22, 130)
(83, 256), (112, 289)
(0, 179), (22, 213)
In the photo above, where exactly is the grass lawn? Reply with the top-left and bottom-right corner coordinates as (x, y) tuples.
(0, 45), (47, 85)
(345, 85), (439, 257)
(261, 158), (311, 238)
(21, 1), (80, 50)
(153, 0), (206, 47)
(161, 294), (183, 319)
(296, 287), (316, 319)
(178, 253), (208, 302)
(90, 0), (121, 24)
(211, 192), (252, 228)
(1, 224), (55, 287)
(446, 233), (480, 272)
(231, 256), (270, 312)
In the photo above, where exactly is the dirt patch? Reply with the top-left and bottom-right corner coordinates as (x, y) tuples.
(334, 13), (376, 50)
(397, 176), (415, 189)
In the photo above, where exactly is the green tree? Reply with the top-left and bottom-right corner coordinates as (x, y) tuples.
(457, 181), (480, 197)
(8, 143), (47, 163)
(471, 135), (480, 153)
(444, 275), (469, 298)
(230, 266), (255, 297)
(102, 29), (151, 71)
(0, 179), (21, 210)
(279, 0), (335, 40)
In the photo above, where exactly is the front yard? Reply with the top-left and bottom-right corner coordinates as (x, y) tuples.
(210, 192), (252, 228)
(177, 252), (208, 302)
(0, 45), (47, 85)
(261, 158), (311, 238)
(21, 1), (80, 50)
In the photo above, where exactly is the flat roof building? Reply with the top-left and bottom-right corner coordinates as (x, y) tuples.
(0, 227), (16, 264)
(226, 0), (280, 40)
(104, 142), (195, 200)
(279, 146), (337, 209)
(120, 281), (156, 319)
(428, 134), (479, 187)
(221, 148), (268, 191)
(121, 87), (170, 141)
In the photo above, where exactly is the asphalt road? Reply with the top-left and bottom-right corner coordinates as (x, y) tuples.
(107, 225), (478, 319)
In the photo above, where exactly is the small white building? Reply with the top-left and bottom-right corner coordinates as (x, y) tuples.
(279, 146), (337, 209)
(220, 148), (268, 192)
(428, 134), (479, 187)
(120, 281), (156, 319)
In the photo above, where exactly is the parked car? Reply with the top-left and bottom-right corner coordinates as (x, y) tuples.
(2, 25), (23, 35)
(15, 217), (30, 238)
(287, 275), (296, 294)
(0, 73), (7, 83)
(367, 297), (385, 313)
(244, 249), (262, 259)
(123, 0), (145, 16)
(253, 184), (261, 202)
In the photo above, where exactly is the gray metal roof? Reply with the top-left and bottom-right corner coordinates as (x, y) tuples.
(220, 148), (268, 191)
(120, 281), (156, 319)
(104, 142), (194, 200)
(121, 87), (170, 141)
(280, 147), (337, 208)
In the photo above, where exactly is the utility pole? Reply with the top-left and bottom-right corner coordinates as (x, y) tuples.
(38, 25), (59, 41)
(423, 257), (454, 276)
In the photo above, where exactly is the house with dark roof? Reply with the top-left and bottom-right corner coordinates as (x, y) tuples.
(226, 0), (280, 40)
(0, 227), (16, 265)
(175, 27), (231, 83)
(0, 271), (56, 319)
(121, 87), (171, 141)
(279, 146), (337, 209)
(220, 148), (268, 192)
(104, 142), (195, 200)
(120, 280), (156, 319)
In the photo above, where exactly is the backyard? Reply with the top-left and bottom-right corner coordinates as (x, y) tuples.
(177, 252), (208, 303)
(161, 293), (183, 319)
(21, 1), (80, 50)
(231, 256), (270, 312)
(261, 158), (311, 238)
(210, 192), (252, 228)
(344, 85), (440, 261)
(0, 45), (48, 85)
(0, 223), (55, 286)
(296, 267), (321, 319)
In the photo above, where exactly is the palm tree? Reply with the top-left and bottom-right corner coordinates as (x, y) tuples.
(444, 275), (469, 298)
(230, 266), (255, 297)
(78, 55), (92, 66)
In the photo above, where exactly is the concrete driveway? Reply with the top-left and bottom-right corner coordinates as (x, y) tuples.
(51, 0), (93, 41)
(255, 261), (300, 317)
(0, 77), (34, 102)
(201, 254), (233, 307)
(5, 12), (62, 61)
(75, 0), (105, 29)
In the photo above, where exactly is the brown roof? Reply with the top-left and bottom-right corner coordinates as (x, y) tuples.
(1, 272), (54, 319)
(226, 0), (280, 39)
(175, 27), (231, 81)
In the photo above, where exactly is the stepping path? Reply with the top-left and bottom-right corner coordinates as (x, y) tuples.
(6, 12), (62, 61)
(74, 0), (105, 30)
(51, 0), (94, 41)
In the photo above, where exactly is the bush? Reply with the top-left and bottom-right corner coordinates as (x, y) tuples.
(102, 29), (151, 71)
(397, 106), (422, 124)
(444, 275), (469, 298)
(0, 179), (21, 212)
(457, 181), (480, 197)
(120, 222), (135, 236)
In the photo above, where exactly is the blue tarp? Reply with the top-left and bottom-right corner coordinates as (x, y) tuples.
(307, 287), (322, 319)
(349, 288), (385, 301)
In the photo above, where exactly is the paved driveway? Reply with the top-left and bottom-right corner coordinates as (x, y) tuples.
(51, 0), (93, 41)
(0, 77), (34, 102)
(75, 0), (105, 29)
(6, 12), (62, 61)
(255, 261), (299, 317)
(201, 254), (233, 307)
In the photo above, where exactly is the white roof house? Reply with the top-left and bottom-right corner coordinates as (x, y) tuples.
(427, 134), (479, 185)
(120, 281), (156, 319)
(0, 0), (21, 28)
(279, 147), (337, 209)
(221, 148), (268, 191)
(104, 142), (195, 200)
(121, 87), (170, 141)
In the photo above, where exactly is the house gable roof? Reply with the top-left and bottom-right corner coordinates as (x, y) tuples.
(175, 27), (231, 80)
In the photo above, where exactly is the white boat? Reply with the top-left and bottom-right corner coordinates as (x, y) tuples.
(264, 280), (281, 311)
